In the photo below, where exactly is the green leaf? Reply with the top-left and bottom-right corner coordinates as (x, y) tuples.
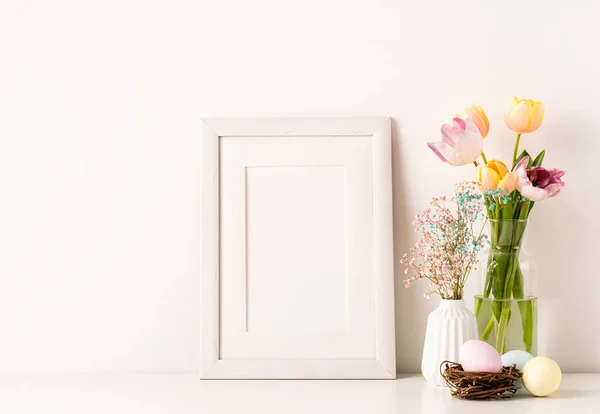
(513, 150), (531, 170)
(526, 200), (535, 216)
(531, 149), (546, 167)
(501, 201), (514, 220)
(520, 200), (533, 219)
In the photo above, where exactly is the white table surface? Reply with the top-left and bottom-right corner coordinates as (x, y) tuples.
(0, 373), (596, 413)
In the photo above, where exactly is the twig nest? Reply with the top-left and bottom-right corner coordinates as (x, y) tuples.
(440, 361), (522, 399)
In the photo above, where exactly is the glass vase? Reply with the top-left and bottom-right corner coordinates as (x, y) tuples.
(474, 219), (537, 355)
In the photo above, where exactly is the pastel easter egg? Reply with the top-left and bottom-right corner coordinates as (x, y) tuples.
(522, 356), (562, 397)
(502, 350), (534, 371)
(459, 340), (503, 373)
(502, 350), (534, 389)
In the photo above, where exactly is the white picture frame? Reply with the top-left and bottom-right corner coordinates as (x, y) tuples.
(200, 118), (395, 379)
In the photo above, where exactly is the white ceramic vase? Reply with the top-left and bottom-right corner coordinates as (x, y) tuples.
(421, 299), (478, 386)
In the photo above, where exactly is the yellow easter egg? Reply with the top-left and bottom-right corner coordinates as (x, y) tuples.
(522, 356), (562, 397)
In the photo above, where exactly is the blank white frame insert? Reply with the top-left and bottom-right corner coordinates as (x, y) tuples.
(245, 166), (347, 334)
(201, 118), (395, 379)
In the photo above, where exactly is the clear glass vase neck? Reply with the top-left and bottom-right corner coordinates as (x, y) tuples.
(488, 219), (529, 250)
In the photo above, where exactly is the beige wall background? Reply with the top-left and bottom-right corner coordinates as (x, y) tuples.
(0, 0), (596, 372)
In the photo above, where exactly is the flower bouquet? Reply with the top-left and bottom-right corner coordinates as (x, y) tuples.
(426, 97), (566, 354)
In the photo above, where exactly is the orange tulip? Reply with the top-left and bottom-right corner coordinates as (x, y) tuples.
(478, 160), (510, 191)
(504, 97), (545, 134)
(498, 172), (519, 194)
(465, 105), (490, 139)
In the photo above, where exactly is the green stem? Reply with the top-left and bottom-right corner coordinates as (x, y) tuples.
(513, 265), (533, 353)
(481, 151), (488, 165)
(517, 299), (534, 353)
(512, 133), (522, 167)
(524, 301), (534, 353)
(495, 257), (517, 353)
(481, 317), (495, 341)
(475, 297), (482, 319)
(496, 305), (511, 354)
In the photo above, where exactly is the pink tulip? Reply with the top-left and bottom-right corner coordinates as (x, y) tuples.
(428, 118), (483, 166)
(515, 157), (565, 201)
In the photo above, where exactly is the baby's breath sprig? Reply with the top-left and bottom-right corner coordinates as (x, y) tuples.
(483, 189), (528, 219)
(401, 181), (488, 300)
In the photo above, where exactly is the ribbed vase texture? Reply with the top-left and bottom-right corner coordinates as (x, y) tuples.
(421, 299), (479, 385)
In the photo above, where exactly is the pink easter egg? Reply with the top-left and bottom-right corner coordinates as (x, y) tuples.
(459, 340), (503, 373)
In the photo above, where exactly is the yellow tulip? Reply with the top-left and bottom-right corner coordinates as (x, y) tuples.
(477, 160), (509, 190)
(465, 105), (490, 139)
(504, 96), (545, 134)
(497, 172), (519, 194)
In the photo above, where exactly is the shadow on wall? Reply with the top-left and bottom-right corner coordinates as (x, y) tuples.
(391, 118), (428, 374)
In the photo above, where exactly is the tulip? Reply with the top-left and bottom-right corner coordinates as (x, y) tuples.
(497, 172), (519, 194)
(477, 160), (509, 190)
(465, 105), (490, 139)
(515, 156), (566, 201)
(504, 97), (545, 134)
(428, 118), (483, 166)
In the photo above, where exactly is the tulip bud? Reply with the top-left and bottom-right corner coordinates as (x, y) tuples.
(498, 172), (519, 194)
(477, 160), (510, 191)
(465, 105), (490, 139)
(504, 97), (545, 134)
(428, 118), (483, 166)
